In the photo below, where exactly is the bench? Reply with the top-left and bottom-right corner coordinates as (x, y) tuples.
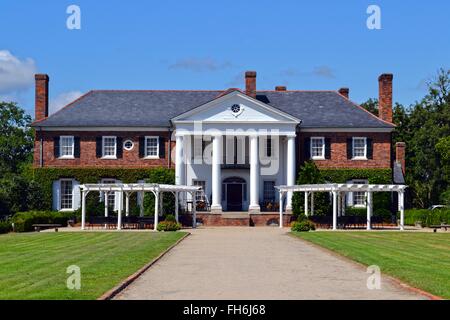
(430, 224), (450, 232)
(32, 224), (62, 232)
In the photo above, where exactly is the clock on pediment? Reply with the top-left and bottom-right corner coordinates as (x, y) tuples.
(230, 104), (244, 117)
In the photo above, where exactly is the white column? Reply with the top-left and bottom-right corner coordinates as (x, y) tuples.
(175, 135), (185, 186)
(304, 192), (308, 217)
(286, 136), (296, 211)
(125, 193), (130, 217)
(192, 191), (197, 228)
(81, 190), (86, 230)
(332, 191), (337, 230)
(279, 191), (284, 228)
(367, 191), (373, 230)
(399, 191), (405, 231)
(211, 135), (222, 211)
(117, 192), (122, 230)
(311, 192), (314, 216)
(249, 135), (260, 212)
(154, 192), (159, 231)
(104, 192), (108, 229)
(175, 191), (179, 222)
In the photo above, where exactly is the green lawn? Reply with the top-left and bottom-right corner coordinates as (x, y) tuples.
(292, 231), (450, 299)
(0, 231), (186, 299)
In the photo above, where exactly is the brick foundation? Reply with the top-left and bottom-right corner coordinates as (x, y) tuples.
(180, 213), (294, 227)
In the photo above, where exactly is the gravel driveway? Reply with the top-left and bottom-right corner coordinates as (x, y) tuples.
(115, 227), (427, 300)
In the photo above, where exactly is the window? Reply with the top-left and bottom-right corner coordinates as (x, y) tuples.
(101, 179), (116, 210)
(102, 136), (117, 158)
(193, 136), (203, 161)
(60, 136), (74, 158)
(60, 179), (73, 210)
(352, 179), (367, 207)
(310, 137), (325, 159)
(266, 137), (272, 157)
(145, 136), (159, 158)
(263, 181), (276, 202)
(193, 180), (206, 202)
(352, 137), (367, 159)
(123, 139), (134, 151)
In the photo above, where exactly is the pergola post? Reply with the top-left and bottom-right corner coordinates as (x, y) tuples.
(81, 189), (86, 230)
(332, 191), (337, 230)
(311, 192), (314, 216)
(125, 192), (130, 217)
(139, 191), (144, 217)
(279, 191), (284, 228)
(117, 192), (122, 230)
(192, 191), (197, 228)
(175, 191), (179, 223)
(154, 191), (159, 231)
(399, 191), (405, 231)
(367, 191), (373, 230)
(104, 192), (108, 229)
(304, 191), (308, 217)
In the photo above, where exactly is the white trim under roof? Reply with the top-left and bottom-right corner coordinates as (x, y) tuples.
(35, 126), (171, 132)
(300, 127), (394, 133)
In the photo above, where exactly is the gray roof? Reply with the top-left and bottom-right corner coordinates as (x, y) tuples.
(33, 90), (394, 129)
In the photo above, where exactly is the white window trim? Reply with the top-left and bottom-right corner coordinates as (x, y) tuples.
(193, 180), (206, 202)
(310, 137), (325, 160)
(263, 180), (277, 202)
(102, 136), (117, 159)
(59, 136), (75, 159)
(59, 178), (74, 211)
(123, 139), (134, 151)
(350, 179), (368, 208)
(352, 137), (367, 160)
(144, 136), (160, 159)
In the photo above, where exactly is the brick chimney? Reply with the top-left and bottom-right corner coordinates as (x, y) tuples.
(275, 86), (287, 91)
(245, 71), (256, 98)
(338, 87), (349, 99)
(35, 74), (49, 121)
(378, 73), (393, 123)
(396, 142), (406, 175)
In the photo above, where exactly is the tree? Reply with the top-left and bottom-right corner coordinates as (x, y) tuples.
(291, 161), (330, 216)
(0, 102), (33, 174)
(360, 98), (379, 116)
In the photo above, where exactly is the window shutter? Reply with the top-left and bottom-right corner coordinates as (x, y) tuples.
(54, 137), (60, 158)
(96, 137), (102, 158)
(52, 180), (60, 211)
(304, 138), (311, 160)
(367, 138), (373, 159)
(325, 138), (331, 159)
(139, 137), (145, 158)
(347, 138), (353, 159)
(116, 137), (123, 158)
(74, 137), (80, 158)
(159, 137), (165, 158)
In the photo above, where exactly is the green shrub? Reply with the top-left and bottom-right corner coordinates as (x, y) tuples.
(0, 220), (12, 234)
(291, 220), (315, 232)
(345, 207), (367, 217)
(402, 209), (450, 227)
(12, 211), (77, 232)
(374, 208), (392, 222)
(164, 214), (176, 222)
(156, 221), (181, 232)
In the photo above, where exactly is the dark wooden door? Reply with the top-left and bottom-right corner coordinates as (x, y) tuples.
(227, 184), (243, 211)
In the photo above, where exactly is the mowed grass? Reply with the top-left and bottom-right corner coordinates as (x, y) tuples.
(0, 231), (186, 299)
(292, 231), (450, 299)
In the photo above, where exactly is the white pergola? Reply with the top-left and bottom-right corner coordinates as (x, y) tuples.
(79, 183), (201, 231)
(276, 184), (407, 231)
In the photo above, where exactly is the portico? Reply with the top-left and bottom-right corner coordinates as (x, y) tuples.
(172, 90), (300, 214)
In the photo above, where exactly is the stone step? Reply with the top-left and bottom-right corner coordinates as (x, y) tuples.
(221, 213), (249, 219)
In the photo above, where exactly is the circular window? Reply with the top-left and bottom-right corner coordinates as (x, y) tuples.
(231, 104), (241, 114)
(123, 140), (134, 151)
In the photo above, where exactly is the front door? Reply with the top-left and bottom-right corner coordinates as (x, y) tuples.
(227, 184), (243, 211)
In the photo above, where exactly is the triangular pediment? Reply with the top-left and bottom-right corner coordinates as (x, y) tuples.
(171, 90), (300, 124)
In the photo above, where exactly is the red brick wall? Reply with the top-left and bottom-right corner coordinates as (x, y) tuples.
(298, 132), (392, 169)
(34, 130), (174, 168)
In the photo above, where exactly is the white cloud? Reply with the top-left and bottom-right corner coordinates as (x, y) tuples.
(0, 50), (37, 93)
(50, 91), (83, 114)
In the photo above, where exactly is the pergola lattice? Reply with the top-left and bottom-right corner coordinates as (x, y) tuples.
(276, 184), (407, 230)
(79, 183), (201, 230)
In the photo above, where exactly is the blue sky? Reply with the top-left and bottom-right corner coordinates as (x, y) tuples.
(1, 0), (449, 116)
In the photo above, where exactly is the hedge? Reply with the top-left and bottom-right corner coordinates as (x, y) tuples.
(24, 167), (175, 211)
(0, 220), (12, 234)
(12, 210), (78, 233)
(402, 209), (450, 227)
